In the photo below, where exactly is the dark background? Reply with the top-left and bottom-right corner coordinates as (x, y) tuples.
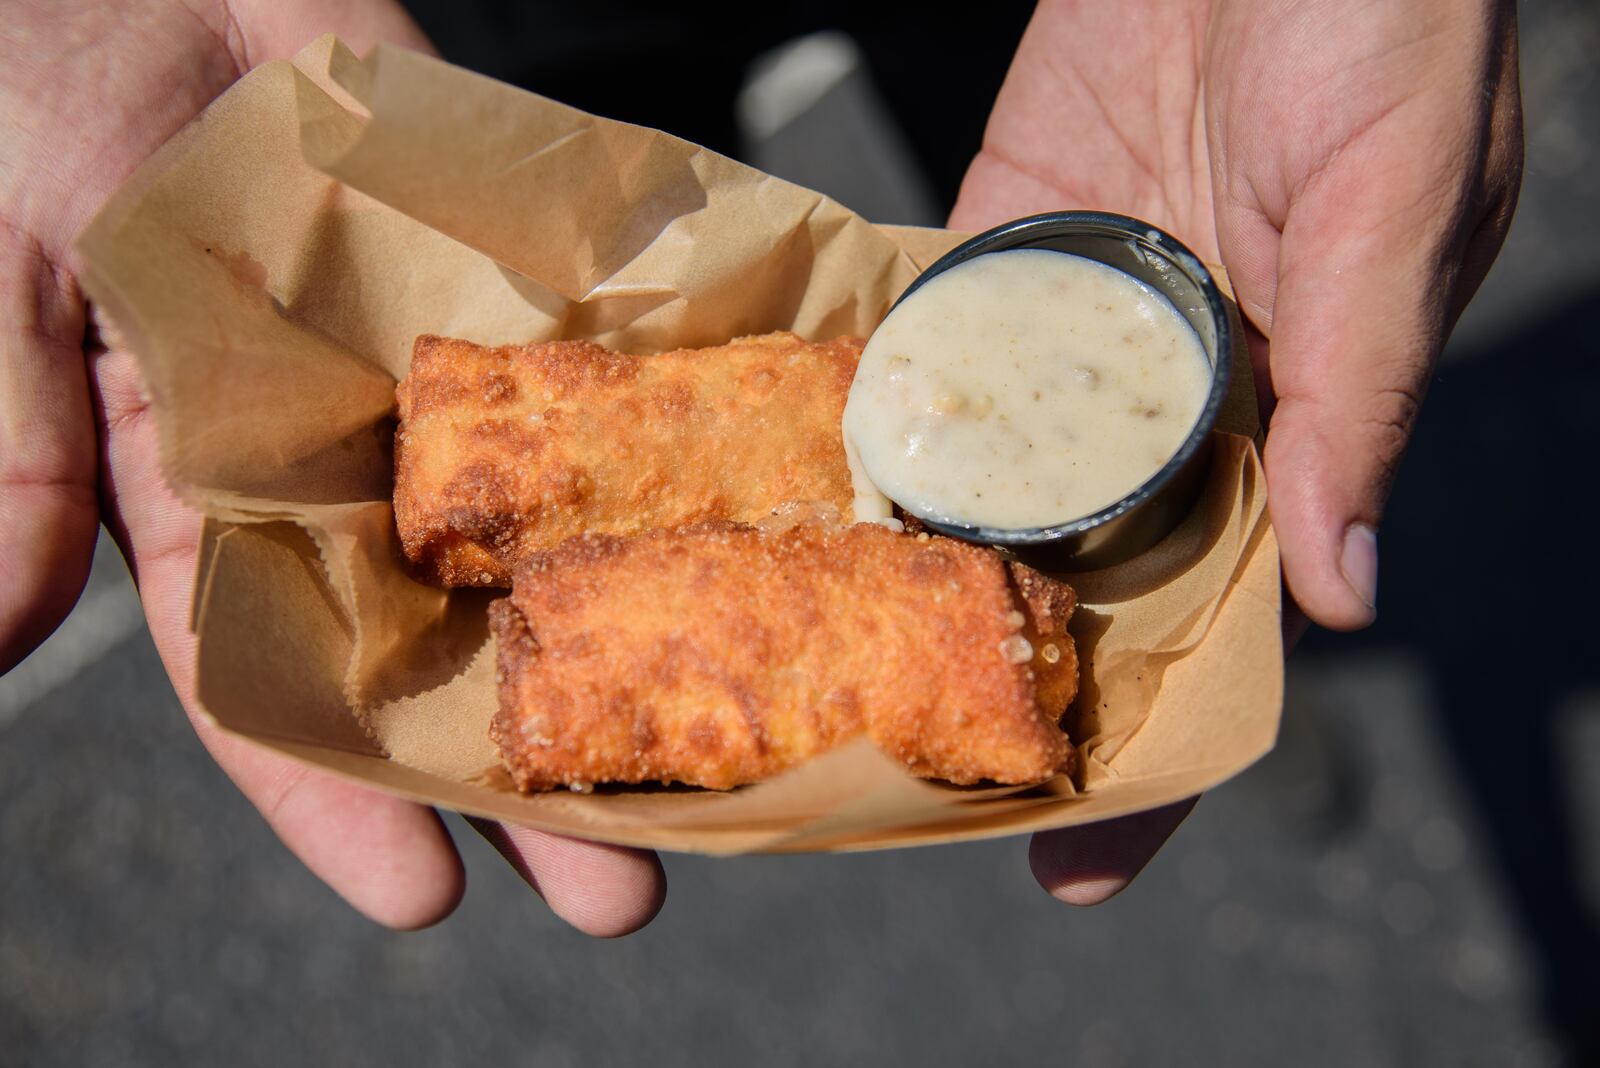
(3, 1), (1598, 1064)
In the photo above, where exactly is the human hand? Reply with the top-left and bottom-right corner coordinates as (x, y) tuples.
(1, 0), (664, 935)
(952, 0), (1522, 902)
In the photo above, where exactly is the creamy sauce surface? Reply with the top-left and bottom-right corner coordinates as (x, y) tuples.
(843, 249), (1211, 530)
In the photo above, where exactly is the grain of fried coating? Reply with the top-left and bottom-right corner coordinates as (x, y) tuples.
(394, 332), (861, 587)
(489, 522), (1079, 791)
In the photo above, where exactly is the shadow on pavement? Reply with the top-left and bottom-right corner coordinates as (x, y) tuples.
(1305, 283), (1600, 1061)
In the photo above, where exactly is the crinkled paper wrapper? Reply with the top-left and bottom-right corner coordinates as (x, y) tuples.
(79, 38), (1282, 854)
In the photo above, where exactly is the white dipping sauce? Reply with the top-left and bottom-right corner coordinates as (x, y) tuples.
(843, 249), (1212, 530)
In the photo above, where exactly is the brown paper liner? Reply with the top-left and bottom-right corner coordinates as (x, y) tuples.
(79, 37), (1282, 854)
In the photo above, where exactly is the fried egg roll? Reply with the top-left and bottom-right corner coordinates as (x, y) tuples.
(489, 521), (1079, 791)
(394, 332), (861, 586)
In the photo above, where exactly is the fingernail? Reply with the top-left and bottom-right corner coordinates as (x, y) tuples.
(1047, 876), (1130, 907)
(1340, 523), (1379, 616)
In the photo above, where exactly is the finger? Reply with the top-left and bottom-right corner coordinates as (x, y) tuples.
(91, 343), (465, 929)
(1265, 73), (1522, 633)
(192, 714), (467, 930)
(0, 229), (99, 673)
(1212, 40), (1521, 634)
(1029, 798), (1197, 905)
(1217, 154), (1459, 630)
(470, 819), (667, 938)
(1255, 174), (1471, 631)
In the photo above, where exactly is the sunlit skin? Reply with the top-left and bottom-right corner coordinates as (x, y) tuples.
(0, 0), (1519, 927)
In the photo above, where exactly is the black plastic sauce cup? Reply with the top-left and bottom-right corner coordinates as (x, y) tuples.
(876, 211), (1234, 571)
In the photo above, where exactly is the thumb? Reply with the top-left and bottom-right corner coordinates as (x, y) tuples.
(1246, 178), (1460, 631)
(1206, 0), (1523, 633)
(1203, 0), (1520, 635)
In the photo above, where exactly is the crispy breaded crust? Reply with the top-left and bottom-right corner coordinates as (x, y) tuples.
(394, 332), (861, 587)
(489, 522), (1079, 790)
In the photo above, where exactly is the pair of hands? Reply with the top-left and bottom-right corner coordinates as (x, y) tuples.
(0, 0), (1520, 932)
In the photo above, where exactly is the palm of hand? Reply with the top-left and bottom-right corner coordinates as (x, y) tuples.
(953, 0), (1520, 632)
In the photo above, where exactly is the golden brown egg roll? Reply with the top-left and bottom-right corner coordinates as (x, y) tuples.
(394, 332), (861, 587)
(489, 521), (1079, 791)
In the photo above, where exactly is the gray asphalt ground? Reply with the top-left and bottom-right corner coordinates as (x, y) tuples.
(3, 3), (1598, 1065)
